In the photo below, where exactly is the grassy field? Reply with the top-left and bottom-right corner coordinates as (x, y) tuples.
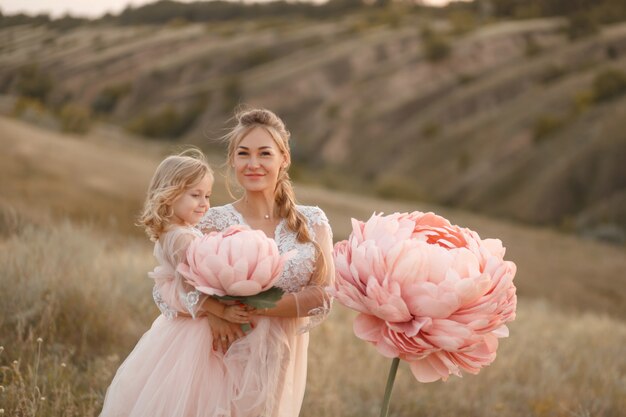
(1, 116), (625, 416)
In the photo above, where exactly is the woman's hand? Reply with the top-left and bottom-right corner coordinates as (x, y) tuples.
(207, 313), (246, 353)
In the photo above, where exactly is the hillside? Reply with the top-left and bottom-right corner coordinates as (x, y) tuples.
(0, 11), (625, 242)
(2, 115), (625, 320)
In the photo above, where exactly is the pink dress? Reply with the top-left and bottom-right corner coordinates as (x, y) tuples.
(99, 205), (334, 417)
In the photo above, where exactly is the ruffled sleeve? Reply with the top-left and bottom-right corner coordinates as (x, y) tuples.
(293, 206), (335, 333)
(149, 228), (207, 319)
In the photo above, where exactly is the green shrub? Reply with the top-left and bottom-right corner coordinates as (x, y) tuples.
(12, 97), (46, 117)
(421, 121), (441, 139)
(167, 17), (189, 28)
(326, 103), (340, 120)
(457, 151), (471, 172)
(567, 12), (599, 40)
(91, 35), (105, 51)
(16, 64), (53, 102)
(539, 64), (566, 84)
(533, 114), (566, 143)
(222, 77), (243, 113)
(374, 176), (425, 201)
(422, 30), (451, 63)
(91, 83), (131, 115)
(243, 48), (275, 69)
(127, 99), (206, 139)
(591, 69), (626, 103)
(571, 90), (594, 114)
(524, 36), (542, 57)
(457, 73), (476, 85)
(59, 104), (92, 134)
(450, 10), (477, 35)
(363, 9), (402, 28)
(12, 97), (59, 129)
(128, 106), (179, 139)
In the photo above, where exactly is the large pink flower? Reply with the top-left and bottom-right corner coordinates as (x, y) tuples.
(178, 225), (295, 297)
(331, 212), (517, 382)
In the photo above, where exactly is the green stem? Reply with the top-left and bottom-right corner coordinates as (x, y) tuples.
(379, 357), (400, 417)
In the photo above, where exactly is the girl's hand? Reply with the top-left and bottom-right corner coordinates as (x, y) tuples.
(221, 304), (254, 324)
(207, 314), (245, 353)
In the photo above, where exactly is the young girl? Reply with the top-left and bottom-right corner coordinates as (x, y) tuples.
(99, 149), (262, 417)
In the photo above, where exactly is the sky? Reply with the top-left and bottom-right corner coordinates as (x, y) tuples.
(1, 0), (464, 18)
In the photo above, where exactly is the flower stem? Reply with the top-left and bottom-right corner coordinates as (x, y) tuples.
(379, 357), (400, 417)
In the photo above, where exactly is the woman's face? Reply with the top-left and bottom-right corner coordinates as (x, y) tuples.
(233, 127), (286, 194)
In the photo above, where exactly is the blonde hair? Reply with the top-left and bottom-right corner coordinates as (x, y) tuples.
(223, 108), (327, 285)
(138, 148), (213, 242)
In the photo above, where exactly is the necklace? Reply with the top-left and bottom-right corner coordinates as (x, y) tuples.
(240, 199), (272, 220)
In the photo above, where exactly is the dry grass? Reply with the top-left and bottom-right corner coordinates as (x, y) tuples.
(0, 217), (155, 416)
(1, 218), (624, 416)
(305, 302), (626, 417)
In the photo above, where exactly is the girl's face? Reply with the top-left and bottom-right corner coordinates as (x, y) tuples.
(171, 174), (213, 226)
(233, 127), (286, 193)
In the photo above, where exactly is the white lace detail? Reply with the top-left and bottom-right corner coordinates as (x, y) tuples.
(150, 226), (204, 320)
(197, 205), (240, 233)
(152, 285), (177, 320)
(183, 290), (201, 318)
(298, 295), (333, 335)
(298, 205), (331, 233)
(197, 204), (328, 294)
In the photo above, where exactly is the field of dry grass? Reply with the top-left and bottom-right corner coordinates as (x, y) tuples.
(1, 116), (625, 416)
(1, 220), (624, 416)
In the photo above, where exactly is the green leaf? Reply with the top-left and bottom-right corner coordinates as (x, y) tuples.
(214, 286), (285, 310)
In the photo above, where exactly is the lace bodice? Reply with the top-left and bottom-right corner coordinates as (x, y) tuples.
(197, 204), (331, 293)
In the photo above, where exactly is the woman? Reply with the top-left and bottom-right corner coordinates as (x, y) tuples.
(197, 108), (334, 417)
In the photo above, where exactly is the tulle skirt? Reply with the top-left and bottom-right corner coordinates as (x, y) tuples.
(99, 314), (309, 417)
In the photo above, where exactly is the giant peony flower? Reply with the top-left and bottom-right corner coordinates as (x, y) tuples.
(178, 225), (295, 298)
(331, 212), (517, 385)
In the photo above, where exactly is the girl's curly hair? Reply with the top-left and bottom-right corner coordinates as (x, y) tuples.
(138, 148), (213, 241)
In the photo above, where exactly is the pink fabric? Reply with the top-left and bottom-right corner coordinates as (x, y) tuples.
(100, 314), (309, 417)
(100, 227), (311, 417)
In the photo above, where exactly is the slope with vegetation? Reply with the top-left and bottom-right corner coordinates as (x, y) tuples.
(0, 1), (625, 243)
